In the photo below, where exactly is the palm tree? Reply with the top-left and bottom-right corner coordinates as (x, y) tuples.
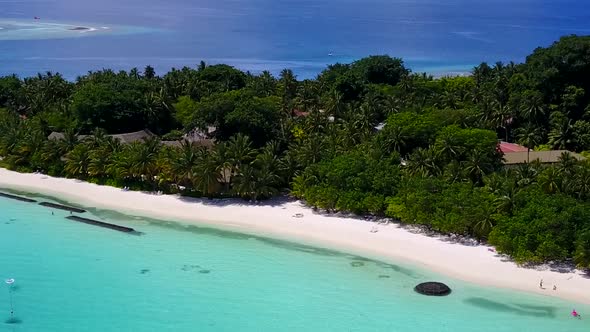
(548, 119), (575, 150)
(303, 107), (330, 134)
(356, 102), (378, 138)
(262, 140), (282, 157)
(155, 147), (174, 190)
(398, 76), (415, 94)
(129, 67), (140, 79)
(492, 178), (519, 216)
(484, 173), (503, 194)
(278, 151), (301, 186)
(537, 167), (562, 194)
(104, 136), (123, 154)
(247, 71), (277, 97)
(10, 124), (45, 168)
(462, 149), (493, 186)
(557, 151), (578, 176)
(88, 147), (111, 179)
(515, 123), (542, 163)
(169, 141), (201, 188)
(572, 166), (590, 200)
(252, 151), (281, 198)
(106, 152), (130, 182)
(472, 62), (492, 89)
(472, 203), (498, 240)
(293, 134), (327, 168)
(290, 173), (317, 198)
(441, 90), (458, 109)
(574, 231), (590, 269)
(406, 148), (441, 177)
(226, 134), (256, 170)
(436, 132), (464, 162)
(39, 139), (63, 173)
(58, 128), (79, 155)
(384, 125), (407, 154)
(64, 144), (90, 178)
(127, 138), (161, 188)
(519, 91), (545, 124)
(251, 169), (281, 200)
(323, 123), (348, 155)
(490, 102), (513, 141)
(193, 151), (221, 195)
(85, 127), (108, 149)
(232, 164), (258, 200)
(325, 90), (346, 118)
(143, 65), (156, 79)
(0, 122), (21, 156)
(513, 163), (540, 187)
(294, 80), (319, 112)
(209, 142), (233, 191)
(443, 160), (466, 184)
(278, 69), (298, 115)
(253, 150), (281, 178)
(554, 153), (579, 196)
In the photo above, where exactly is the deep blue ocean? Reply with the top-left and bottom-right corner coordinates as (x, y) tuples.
(1, 0), (590, 79)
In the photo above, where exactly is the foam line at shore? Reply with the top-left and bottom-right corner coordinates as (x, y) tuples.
(0, 167), (589, 304)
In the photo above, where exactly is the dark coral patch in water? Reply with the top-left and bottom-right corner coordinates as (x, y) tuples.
(350, 261), (365, 267)
(464, 298), (556, 317)
(181, 264), (201, 271)
(199, 269), (211, 274)
(5, 317), (22, 324)
(378, 275), (391, 279)
(140, 269), (150, 274)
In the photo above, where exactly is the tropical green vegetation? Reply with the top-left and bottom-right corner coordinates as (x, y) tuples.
(2, 37), (590, 267)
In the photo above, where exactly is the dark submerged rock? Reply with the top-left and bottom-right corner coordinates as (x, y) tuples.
(414, 282), (451, 296)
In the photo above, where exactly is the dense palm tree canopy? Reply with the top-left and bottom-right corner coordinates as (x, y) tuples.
(3, 35), (590, 268)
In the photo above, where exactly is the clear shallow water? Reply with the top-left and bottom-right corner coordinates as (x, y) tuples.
(0, 19), (149, 41)
(0, 191), (589, 331)
(1, 0), (589, 78)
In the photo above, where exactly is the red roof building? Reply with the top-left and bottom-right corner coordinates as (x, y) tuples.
(293, 109), (310, 117)
(498, 141), (529, 154)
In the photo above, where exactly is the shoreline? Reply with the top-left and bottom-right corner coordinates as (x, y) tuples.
(1, 167), (589, 305)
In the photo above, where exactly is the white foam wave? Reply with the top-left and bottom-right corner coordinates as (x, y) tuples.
(79, 27), (98, 33)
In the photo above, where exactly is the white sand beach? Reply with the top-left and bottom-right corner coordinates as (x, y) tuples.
(1, 167), (589, 305)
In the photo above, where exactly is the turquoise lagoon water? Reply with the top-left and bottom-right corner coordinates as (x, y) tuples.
(0, 19), (149, 41)
(0, 191), (589, 332)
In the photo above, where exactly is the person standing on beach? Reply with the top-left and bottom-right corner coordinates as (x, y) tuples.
(539, 279), (543, 288)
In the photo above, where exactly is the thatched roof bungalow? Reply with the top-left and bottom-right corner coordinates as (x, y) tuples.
(161, 139), (214, 149)
(48, 130), (154, 144)
(48, 129), (214, 148)
(109, 130), (155, 144)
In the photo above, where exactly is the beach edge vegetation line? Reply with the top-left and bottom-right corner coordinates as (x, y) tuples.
(2, 36), (590, 268)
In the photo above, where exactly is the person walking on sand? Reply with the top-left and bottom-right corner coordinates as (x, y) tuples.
(553, 285), (557, 291)
(539, 279), (543, 289)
